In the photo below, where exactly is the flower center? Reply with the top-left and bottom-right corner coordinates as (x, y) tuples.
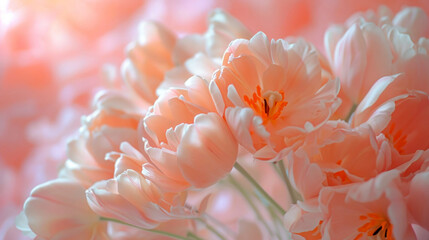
(355, 213), (393, 240)
(326, 170), (352, 186)
(385, 122), (407, 154)
(243, 85), (288, 124)
(296, 220), (323, 239)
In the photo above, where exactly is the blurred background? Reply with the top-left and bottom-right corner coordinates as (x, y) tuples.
(1, 0), (428, 239)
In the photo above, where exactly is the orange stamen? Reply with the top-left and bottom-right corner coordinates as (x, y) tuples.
(326, 170), (352, 186)
(243, 85), (288, 124)
(296, 220), (323, 239)
(355, 213), (394, 240)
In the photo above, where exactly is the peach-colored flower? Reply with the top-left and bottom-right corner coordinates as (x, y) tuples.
(157, 9), (252, 93)
(287, 116), (429, 200)
(211, 32), (340, 161)
(121, 21), (177, 103)
(407, 171), (429, 231)
(286, 170), (419, 239)
(351, 75), (429, 155)
(59, 91), (142, 188)
(225, 1), (429, 51)
(86, 169), (189, 229)
(325, 6), (429, 119)
(376, 91), (429, 155)
(284, 200), (324, 240)
(286, 126), (429, 239)
(142, 76), (238, 190)
(319, 173), (416, 240)
(285, 167), (429, 239)
(287, 123), (376, 200)
(121, 9), (252, 108)
(22, 179), (109, 239)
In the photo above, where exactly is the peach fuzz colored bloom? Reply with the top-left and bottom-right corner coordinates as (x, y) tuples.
(287, 125), (429, 201)
(286, 117), (429, 200)
(156, 9), (252, 94)
(325, 6), (429, 119)
(285, 128), (429, 239)
(211, 32), (340, 161)
(121, 21), (177, 103)
(408, 171), (429, 231)
(319, 172), (416, 240)
(284, 200), (324, 240)
(59, 90), (142, 188)
(153, 1), (429, 50)
(22, 179), (109, 240)
(141, 76), (238, 190)
(286, 123), (377, 200)
(122, 9), (252, 105)
(351, 73), (429, 140)
(364, 91), (429, 155)
(86, 169), (189, 229)
(348, 76), (429, 170)
(285, 170), (417, 239)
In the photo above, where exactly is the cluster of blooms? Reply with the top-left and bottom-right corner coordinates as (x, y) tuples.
(16, 5), (429, 240)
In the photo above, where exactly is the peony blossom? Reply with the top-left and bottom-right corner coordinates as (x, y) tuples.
(212, 32), (340, 161)
(408, 171), (429, 230)
(287, 123), (378, 200)
(86, 169), (189, 229)
(121, 21), (177, 103)
(358, 90), (429, 155)
(121, 9), (252, 104)
(325, 6), (429, 119)
(155, 9), (252, 94)
(59, 91), (142, 188)
(141, 76), (239, 190)
(319, 173), (416, 240)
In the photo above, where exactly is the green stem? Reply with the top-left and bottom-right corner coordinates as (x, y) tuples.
(234, 162), (286, 215)
(187, 232), (205, 240)
(203, 213), (235, 237)
(228, 175), (274, 237)
(196, 218), (227, 240)
(100, 217), (191, 240)
(266, 205), (285, 240)
(276, 160), (301, 204)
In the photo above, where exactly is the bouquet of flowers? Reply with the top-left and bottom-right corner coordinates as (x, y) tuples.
(4, 2), (429, 240)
